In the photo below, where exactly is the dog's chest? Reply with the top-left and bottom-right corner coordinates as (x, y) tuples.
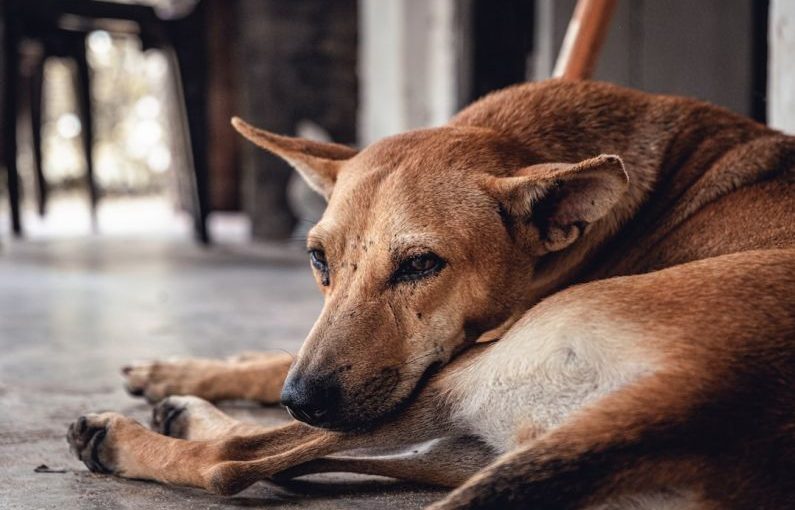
(446, 310), (655, 453)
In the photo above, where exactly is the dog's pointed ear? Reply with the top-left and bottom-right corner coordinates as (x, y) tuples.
(231, 117), (358, 199)
(485, 154), (629, 253)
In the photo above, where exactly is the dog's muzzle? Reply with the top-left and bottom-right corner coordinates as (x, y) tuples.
(280, 371), (341, 427)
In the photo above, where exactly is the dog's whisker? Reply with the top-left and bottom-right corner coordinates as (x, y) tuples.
(276, 349), (297, 364)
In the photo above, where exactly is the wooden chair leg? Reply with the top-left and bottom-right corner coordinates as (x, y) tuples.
(165, 4), (211, 245)
(72, 36), (99, 229)
(553, 0), (618, 80)
(3, 24), (22, 236)
(30, 57), (48, 217)
(164, 47), (211, 245)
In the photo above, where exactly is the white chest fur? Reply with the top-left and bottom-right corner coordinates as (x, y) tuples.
(446, 302), (657, 453)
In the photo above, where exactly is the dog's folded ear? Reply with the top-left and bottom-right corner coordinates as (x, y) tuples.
(485, 154), (629, 253)
(231, 117), (358, 199)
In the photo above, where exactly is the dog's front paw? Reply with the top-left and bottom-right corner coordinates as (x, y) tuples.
(151, 396), (233, 441)
(122, 360), (177, 402)
(122, 358), (211, 403)
(66, 412), (132, 474)
(151, 396), (206, 439)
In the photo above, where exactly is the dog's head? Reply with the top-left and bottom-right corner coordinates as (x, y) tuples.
(232, 118), (628, 430)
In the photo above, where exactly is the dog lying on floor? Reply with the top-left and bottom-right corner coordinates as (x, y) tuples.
(67, 79), (795, 509)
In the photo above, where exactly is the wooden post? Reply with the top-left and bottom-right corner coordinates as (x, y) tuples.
(206, 0), (239, 211)
(553, 0), (617, 80)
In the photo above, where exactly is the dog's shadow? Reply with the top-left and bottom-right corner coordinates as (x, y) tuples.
(220, 473), (445, 507)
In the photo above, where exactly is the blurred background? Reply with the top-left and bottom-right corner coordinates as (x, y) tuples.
(1, 0), (792, 245)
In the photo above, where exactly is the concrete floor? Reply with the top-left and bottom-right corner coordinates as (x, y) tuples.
(0, 238), (444, 509)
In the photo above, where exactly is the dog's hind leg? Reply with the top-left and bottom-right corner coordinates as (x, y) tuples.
(122, 351), (293, 404)
(427, 368), (724, 510)
(272, 436), (495, 488)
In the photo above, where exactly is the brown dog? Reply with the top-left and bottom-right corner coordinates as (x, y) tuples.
(68, 79), (795, 509)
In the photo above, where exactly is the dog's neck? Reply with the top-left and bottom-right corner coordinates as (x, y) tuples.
(525, 101), (772, 300)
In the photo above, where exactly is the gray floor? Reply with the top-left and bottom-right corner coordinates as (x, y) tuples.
(0, 238), (444, 509)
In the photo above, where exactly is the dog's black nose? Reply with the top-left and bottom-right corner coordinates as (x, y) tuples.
(280, 372), (341, 426)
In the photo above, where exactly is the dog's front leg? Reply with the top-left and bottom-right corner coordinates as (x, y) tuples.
(66, 407), (456, 495)
(68, 361), (465, 494)
(123, 351), (293, 404)
(149, 395), (271, 441)
(66, 412), (341, 494)
(273, 435), (495, 488)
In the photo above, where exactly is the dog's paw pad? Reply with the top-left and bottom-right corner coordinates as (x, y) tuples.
(151, 395), (218, 439)
(66, 413), (119, 474)
(152, 396), (188, 437)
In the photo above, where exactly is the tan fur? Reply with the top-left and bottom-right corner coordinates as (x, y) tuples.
(71, 79), (795, 509)
(123, 352), (292, 404)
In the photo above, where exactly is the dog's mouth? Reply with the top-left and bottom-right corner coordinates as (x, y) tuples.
(284, 405), (327, 424)
(319, 360), (444, 433)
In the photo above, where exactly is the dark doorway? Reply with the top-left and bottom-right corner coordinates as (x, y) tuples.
(468, 0), (535, 103)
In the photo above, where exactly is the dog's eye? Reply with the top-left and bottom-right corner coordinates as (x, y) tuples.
(309, 249), (330, 285)
(392, 253), (445, 283)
